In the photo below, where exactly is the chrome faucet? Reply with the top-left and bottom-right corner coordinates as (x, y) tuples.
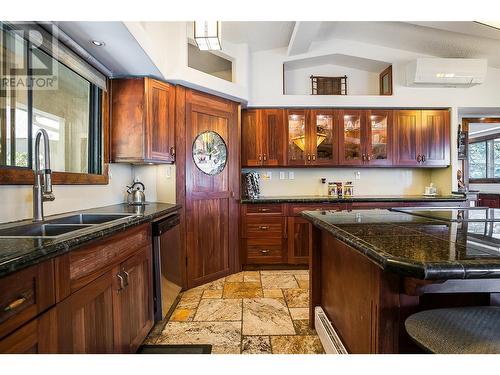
(33, 129), (55, 222)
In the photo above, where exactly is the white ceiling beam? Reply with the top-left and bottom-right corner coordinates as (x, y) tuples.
(287, 21), (322, 56)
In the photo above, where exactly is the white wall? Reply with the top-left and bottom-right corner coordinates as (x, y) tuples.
(124, 22), (250, 103)
(285, 63), (379, 95)
(244, 168), (434, 197)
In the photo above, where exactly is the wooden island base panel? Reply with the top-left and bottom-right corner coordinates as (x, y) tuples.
(306, 209), (500, 354)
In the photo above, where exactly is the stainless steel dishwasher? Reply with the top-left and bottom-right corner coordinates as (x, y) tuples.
(152, 212), (182, 322)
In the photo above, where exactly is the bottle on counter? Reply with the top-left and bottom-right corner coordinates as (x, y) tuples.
(328, 182), (337, 197)
(344, 181), (354, 198)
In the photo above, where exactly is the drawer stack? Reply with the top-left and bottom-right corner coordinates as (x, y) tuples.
(241, 204), (286, 264)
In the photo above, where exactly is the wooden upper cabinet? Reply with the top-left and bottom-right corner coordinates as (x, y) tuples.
(111, 77), (175, 164)
(242, 109), (285, 166)
(365, 110), (393, 166)
(338, 110), (365, 165)
(420, 110), (450, 166)
(261, 109), (286, 166)
(309, 109), (338, 165)
(394, 110), (450, 167)
(241, 109), (261, 166)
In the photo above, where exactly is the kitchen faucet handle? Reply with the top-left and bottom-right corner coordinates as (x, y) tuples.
(43, 192), (55, 202)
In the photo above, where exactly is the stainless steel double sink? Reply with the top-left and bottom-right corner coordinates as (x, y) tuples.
(0, 213), (135, 239)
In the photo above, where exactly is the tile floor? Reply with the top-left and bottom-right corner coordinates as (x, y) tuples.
(143, 270), (325, 354)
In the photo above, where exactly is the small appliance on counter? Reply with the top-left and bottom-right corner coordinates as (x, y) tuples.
(242, 171), (260, 199)
(127, 181), (146, 205)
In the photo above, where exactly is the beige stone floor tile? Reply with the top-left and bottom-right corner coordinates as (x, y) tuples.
(296, 278), (309, 289)
(192, 277), (226, 291)
(242, 298), (295, 336)
(194, 299), (242, 321)
(243, 271), (261, 282)
(261, 274), (298, 289)
(293, 320), (316, 335)
(202, 289), (223, 299)
(271, 335), (324, 354)
(211, 345), (241, 354)
(225, 272), (244, 282)
(263, 289), (283, 298)
(292, 270), (309, 276)
(157, 321), (241, 346)
(294, 273), (309, 280)
(289, 307), (309, 320)
(170, 308), (196, 322)
(223, 282), (263, 298)
(177, 290), (203, 309)
(283, 288), (309, 308)
(260, 270), (306, 276)
(241, 336), (272, 354)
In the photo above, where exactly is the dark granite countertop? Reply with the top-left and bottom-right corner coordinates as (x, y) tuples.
(241, 194), (466, 204)
(0, 202), (181, 278)
(302, 209), (500, 280)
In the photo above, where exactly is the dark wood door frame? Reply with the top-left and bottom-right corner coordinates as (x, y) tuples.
(461, 117), (500, 188)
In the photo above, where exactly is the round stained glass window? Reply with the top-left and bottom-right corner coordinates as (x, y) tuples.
(192, 131), (227, 175)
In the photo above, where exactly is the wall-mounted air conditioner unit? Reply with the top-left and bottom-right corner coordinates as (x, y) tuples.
(406, 58), (487, 87)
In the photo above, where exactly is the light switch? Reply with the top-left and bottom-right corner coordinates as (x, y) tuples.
(289, 171), (295, 180)
(355, 171), (361, 180)
(165, 166), (171, 178)
(279, 171), (286, 180)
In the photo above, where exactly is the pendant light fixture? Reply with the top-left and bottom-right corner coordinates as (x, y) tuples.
(194, 21), (222, 51)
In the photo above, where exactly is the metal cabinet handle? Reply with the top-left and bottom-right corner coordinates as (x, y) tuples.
(117, 273), (126, 291)
(307, 154), (311, 161)
(169, 146), (176, 157)
(312, 154), (316, 161)
(258, 226), (270, 230)
(258, 208), (270, 212)
(362, 154), (366, 161)
(123, 270), (130, 287)
(263, 154), (267, 161)
(258, 154), (262, 162)
(421, 154), (426, 163)
(3, 296), (27, 312)
(367, 154), (371, 161)
(417, 154), (422, 163)
(260, 249), (270, 254)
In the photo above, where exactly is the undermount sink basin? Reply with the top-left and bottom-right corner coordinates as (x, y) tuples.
(0, 223), (92, 238)
(0, 213), (135, 239)
(47, 213), (133, 225)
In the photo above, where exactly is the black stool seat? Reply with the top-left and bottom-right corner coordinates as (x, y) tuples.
(405, 306), (500, 354)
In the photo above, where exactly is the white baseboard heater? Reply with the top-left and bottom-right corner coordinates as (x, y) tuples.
(314, 306), (348, 354)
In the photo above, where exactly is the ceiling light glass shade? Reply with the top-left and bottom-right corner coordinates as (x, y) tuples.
(194, 21), (222, 50)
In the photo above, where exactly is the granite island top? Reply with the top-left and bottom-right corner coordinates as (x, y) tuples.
(0, 202), (180, 278)
(302, 209), (500, 280)
(241, 194), (466, 204)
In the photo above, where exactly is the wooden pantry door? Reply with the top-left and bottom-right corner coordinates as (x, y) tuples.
(184, 89), (240, 288)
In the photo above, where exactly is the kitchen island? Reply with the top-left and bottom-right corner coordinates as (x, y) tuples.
(303, 208), (500, 353)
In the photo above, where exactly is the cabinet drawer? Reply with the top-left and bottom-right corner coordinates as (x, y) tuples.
(245, 238), (285, 264)
(289, 204), (344, 216)
(0, 261), (55, 340)
(246, 204), (284, 215)
(56, 224), (151, 298)
(243, 216), (285, 238)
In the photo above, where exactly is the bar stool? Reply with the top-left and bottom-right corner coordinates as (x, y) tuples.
(405, 306), (500, 354)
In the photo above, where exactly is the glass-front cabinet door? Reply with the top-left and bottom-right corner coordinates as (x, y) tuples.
(309, 110), (336, 165)
(339, 110), (364, 165)
(365, 110), (393, 165)
(287, 110), (307, 165)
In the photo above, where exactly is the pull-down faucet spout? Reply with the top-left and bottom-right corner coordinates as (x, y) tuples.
(33, 129), (55, 222)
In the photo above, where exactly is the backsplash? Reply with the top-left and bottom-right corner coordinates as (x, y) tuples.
(242, 168), (435, 197)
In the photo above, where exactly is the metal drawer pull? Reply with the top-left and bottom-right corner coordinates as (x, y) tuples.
(312, 154), (316, 161)
(3, 296), (27, 312)
(263, 154), (267, 161)
(422, 154), (426, 162)
(123, 270), (130, 287)
(258, 208), (270, 212)
(417, 154), (422, 163)
(260, 249), (270, 254)
(259, 226), (270, 230)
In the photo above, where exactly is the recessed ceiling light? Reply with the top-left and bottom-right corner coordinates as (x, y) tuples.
(90, 40), (105, 47)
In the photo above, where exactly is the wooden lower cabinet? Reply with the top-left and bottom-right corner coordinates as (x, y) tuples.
(114, 247), (154, 353)
(0, 308), (57, 353)
(288, 217), (312, 265)
(0, 224), (155, 354)
(56, 271), (115, 353)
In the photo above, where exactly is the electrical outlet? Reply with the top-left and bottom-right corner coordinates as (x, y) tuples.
(279, 171), (286, 180)
(355, 171), (361, 180)
(267, 171), (272, 180)
(165, 166), (171, 178)
(289, 171), (295, 180)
